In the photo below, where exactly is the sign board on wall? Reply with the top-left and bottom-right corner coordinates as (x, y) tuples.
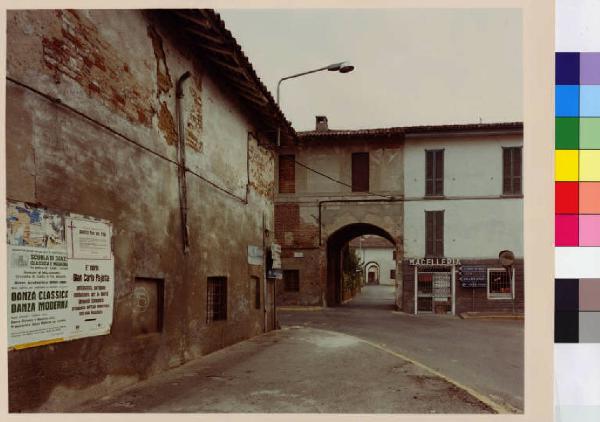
(271, 243), (282, 270)
(7, 201), (114, 350)
(247, 245), (264, 266)
(459, 265), (488, 288)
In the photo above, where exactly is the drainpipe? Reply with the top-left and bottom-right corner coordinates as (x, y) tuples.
(176, 71), (191, 254)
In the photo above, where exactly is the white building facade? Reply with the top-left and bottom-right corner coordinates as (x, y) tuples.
(400, 125), (523, 315)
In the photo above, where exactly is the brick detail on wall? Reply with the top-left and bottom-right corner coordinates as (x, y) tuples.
(275, 203), (319, 249)
(41, 10), (154, 127)
(278, 155), (295, 193)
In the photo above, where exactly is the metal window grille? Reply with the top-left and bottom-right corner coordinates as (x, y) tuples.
(425, 210), (444, 257)
(503, 147), (522, 195)
(487, 268), (514, 299)
(283, 270), (300, 292)
(206, 277), (227, 323)
(425, 149), (444, 196)
(351, 152), (369, 192)
(416, 266), (452, 313)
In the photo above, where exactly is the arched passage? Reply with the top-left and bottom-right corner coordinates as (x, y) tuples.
(364, 261), (381, 284)
(326, 223), (396, 306)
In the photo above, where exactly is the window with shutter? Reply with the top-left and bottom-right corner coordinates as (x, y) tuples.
(503, 147), (522, 195)
(425, 210), (444, 257)
(425, 150), (444, 196)
(352, 152), (369, 192)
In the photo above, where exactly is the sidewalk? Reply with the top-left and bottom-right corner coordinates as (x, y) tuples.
(71, 326), (493, 413)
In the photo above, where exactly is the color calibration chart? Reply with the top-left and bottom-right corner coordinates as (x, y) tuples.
(555, 2), (600, 421)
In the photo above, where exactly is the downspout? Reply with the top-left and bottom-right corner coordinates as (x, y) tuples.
(176, 71), (191, 254)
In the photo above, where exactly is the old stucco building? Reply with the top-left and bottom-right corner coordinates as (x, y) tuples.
(275, 116), (404, 307)
(275, 117), (524, 314)
(6, 9), (294, 412)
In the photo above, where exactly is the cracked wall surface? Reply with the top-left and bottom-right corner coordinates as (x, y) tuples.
(6, 9), (275, 412)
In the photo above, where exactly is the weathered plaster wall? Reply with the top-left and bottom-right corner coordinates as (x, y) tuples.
(291, 140), (404, 195)
(7, 10), (275, 412)
(275, 137), (405, 307)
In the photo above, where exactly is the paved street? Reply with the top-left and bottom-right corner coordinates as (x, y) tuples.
(279, 284), (524, 412)
(73, 325), (491, 413)
(69, 284), (522, 414)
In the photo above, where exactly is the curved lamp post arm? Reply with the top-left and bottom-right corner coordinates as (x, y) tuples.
(276, 61), (354, 145)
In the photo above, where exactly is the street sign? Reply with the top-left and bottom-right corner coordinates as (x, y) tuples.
(459, 265), (487, 288)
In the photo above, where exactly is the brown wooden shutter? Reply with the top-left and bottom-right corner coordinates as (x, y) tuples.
(513, 147), (522, 194)
(503, 148), (511, 194)
(425, 151), (434, 195)
(352, 152), (369, 192)
(434, 211), (444, 256)
(279, 155), (295, 193)
(426, 211), (434, 256)
(435, 150), (444, 195)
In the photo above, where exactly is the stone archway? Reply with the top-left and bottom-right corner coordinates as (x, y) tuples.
(326, 223), (396, 306)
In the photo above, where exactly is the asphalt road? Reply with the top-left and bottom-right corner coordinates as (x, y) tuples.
(73, 325), (492, 413)
(279, 284), (524, 412)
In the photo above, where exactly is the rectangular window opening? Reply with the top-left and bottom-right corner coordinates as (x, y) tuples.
(352, 152), (369, 192)
(207, 277), (228, 323)
(279, 155), (296, 194)
(132, 277), (164, 335)
(425, 210), (444, 257)
(503, 147), (522, 195)
(252, 276), (261, 310)
(283, 269), (300, 292)
(425, 149), (444, 196)
(487, 268), (515, 300)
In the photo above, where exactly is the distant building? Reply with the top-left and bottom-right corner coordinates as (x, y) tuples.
(349, 235), (396, 286)
(275, 117), (523, 315)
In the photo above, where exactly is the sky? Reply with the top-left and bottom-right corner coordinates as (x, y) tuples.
(217, 8), (522, 131)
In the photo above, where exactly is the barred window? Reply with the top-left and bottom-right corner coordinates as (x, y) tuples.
(503, 147), (522, 195)
(426, 150), (444, 196)
(283, 270), (300, 292)
(487, 268), (515, 300)
(207, 277), (227, 323)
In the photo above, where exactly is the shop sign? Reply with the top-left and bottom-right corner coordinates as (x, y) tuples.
(407, 257), (461, 266)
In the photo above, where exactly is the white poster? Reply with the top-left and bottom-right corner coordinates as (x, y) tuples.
(8, 246), (70, 348)
(66, 216), (112, 260)
(7, 201), (115, 349)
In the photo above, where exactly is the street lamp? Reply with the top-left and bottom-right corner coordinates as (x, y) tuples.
(276, 61), (355, 145)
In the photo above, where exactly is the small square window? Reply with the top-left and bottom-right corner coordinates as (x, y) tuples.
(487, 268), (515, 300)
(390, 269), (396, 279)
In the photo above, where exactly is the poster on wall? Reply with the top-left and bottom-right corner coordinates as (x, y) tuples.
(65, 215), (114, 339)
(7, 201), (115, 350)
